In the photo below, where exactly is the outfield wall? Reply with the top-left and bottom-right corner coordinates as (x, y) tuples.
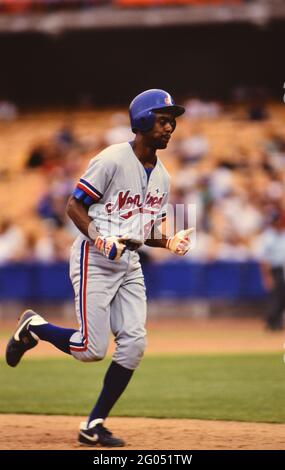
(0, 260), (266, 301)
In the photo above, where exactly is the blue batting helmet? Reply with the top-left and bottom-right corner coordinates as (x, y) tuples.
(129, 89), (185, 133)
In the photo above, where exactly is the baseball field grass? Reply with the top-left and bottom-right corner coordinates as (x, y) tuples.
(0, 353), (284, 423)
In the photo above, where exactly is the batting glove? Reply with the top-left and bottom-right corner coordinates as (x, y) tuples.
(166, 228), (194, 256)
(94, 235), (129, 261)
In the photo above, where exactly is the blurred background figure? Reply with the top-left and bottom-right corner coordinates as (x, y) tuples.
(254, 207), (285, 331)
(0, 100), (18, 121)
(0, 219), (25, 264)
(103, 113), (134, 146)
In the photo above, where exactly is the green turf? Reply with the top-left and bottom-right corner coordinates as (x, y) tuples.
(0, 353), (285, 423)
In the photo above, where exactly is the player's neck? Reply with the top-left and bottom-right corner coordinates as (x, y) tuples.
(131, 139), (157, 168)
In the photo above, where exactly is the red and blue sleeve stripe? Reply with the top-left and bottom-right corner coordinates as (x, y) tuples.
(76, 178), (103, 200)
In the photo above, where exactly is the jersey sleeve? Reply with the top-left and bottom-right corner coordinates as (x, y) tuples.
(72, 154), (116, 207)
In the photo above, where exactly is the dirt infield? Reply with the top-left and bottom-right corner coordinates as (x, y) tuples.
(1, 317), (285, 450)
(1, 414), (285, 450)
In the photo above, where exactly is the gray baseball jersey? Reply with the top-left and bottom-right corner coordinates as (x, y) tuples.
(69, 142), (170, 368)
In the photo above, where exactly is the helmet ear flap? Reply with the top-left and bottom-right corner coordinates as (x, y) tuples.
(139, 111), (156, 133)
(133, 110), (156, 133)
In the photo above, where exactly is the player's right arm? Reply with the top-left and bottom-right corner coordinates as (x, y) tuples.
(66, 195), (93, 239)
(66, 194), (128, 261)
(67, 154), (129, 261)
(67, 151), (111, 239)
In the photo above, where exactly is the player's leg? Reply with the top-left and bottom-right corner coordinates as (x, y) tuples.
(68, 240), (117, 362)
(6, 239), (95, 366)
(6, 239), (119, 367)
(79, 256), (146, 446)
(5, 309), (77, 367)
(88, 269), (146, 418)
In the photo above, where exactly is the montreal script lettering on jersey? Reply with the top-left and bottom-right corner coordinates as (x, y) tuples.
(105, 190), (166, 214)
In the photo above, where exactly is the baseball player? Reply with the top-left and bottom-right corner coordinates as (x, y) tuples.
(6, 89), (193, 447)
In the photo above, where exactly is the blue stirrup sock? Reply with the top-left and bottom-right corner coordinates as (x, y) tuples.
(29, 322), (76, 355)
(88, 361), (134, 425)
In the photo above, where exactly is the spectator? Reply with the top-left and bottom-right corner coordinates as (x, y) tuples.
(184, 98), (221, 120)
(26, 144), (47, 169)
(215, 232), (251, 262)
(104, 113), (133, 146)
(34, 223), (73, 262)
(53, 123), (78, 150)
(175, 128), (209, 165)
(37, 169), (73, 227)
(0, 100), (18, 121)
(247, 88), (268, 122)
(0, 219), (25, 264)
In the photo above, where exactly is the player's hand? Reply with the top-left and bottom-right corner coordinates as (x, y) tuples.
(166, 228), (194, 256)
(94, 235), (129, 261)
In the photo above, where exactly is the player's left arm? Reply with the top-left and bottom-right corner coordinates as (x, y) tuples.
(145, 177), (194, 254)
(145, 222), (194, 255)
(144, 221), (168, 249)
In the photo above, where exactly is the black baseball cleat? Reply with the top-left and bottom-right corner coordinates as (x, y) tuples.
(5, 310), (43, 367)
(79, 419), (125, 447)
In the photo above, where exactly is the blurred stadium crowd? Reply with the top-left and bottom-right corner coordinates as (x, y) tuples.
(0, 0), (264, 14)
(0, 96), (285, 266)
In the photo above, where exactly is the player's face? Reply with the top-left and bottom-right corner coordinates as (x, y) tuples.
(145, 112), (176, 149)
